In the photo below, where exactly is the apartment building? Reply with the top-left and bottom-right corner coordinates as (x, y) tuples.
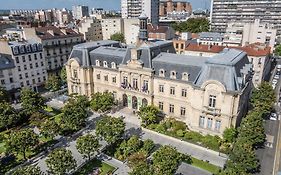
(0, 40), (48, 95)
(23, 26), (84, 75)
(210, 0), (281, 36)
(198, 32), (224, 46)
(124, 18), (140, 44)
(184, 42), (271, 87)
(101, 18), (124, 40)
(148, 24), (175, 40)
(159, 0), (192, 20)
(72, 5), (89, 20)
(0, 54), (16, 92)
(121, 0), (159, 25)
(224, 19), (276, 49)
(78, 18), (103, 41)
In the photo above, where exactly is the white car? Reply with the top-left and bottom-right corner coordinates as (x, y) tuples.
(274, 75), (280, 79)
(272, 79), (278, 84)
(270, 113), (278, 121)
(277, 65), (281, 69)
(272, 84), (276, 89)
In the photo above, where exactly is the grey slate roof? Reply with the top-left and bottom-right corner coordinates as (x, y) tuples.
(199, 32), (224, 41)
(0, 54), (15, 70)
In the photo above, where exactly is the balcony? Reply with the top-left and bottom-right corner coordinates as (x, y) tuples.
(120, 82), (150, 95)
(71, 77), (80, 84)
(203, 106), (221, 116)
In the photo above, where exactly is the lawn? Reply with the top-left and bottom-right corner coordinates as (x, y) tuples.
(189, 157), (221, 174)
(74, 159), (116, 175)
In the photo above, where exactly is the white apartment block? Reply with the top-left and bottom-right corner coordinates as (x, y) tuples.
(0, 54), (17, 92)
(72, 5), (89, 20)
(210, 0), (281, 37)
(78, 18), (103, 41)
(23, 26), (84, 75)
(224, 19), (277, 50)
(101, 18), (124, 40)
(121, 0), (159, 25)
(124, 18), (140, 44)
(0, 40), (48, 95)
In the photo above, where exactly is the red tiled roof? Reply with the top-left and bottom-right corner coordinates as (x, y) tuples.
(147, 24), (170, 33)
(185, 43), (271, 56)
(35, 26), (83, 40)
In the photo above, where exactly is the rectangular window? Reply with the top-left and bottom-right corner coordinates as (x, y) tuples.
(35, 63), (38, 68)
(40, 53), (43, 59)
(20, 82), (24, 87)
(123, 76), (128, 86)
(180, 107), (186, 116)
(182, 89), (187, 97)
(207, 118), (213, 129)
(19, 74), (22, 79)
(41, 62), (44, 66)
(133, 78), (138, 89)
(215, 120), (221, 131)
(9, 77), (13, 83)
(97, 74), (100, 80)
(159, 102), (163, 110)
(26, 80), (30, 86)
(28, 55), (32, 61)
(199, 116), (205, 127)
(73, 70), (78, 78)
(112, 76), (116, 83)
(24, 65), (27, 70)
(159, 85), (164, 93)
(30, 64), (33, 69)
(38, 77), (41, 82)
(25, 73), (28, 78)
(22, 56), (25, 62)
(170, 87), (175, 95)
(209, 95), (216, 108)
(1, 79), (5, 85)
(17, 66), (21, 71)
(143, 80), (148, 91)
(15, 57), (19, 63)
(104, 75), (108, 81)
(169, 104), (174, 113)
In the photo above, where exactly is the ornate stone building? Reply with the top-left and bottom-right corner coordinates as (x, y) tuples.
(66, 17), (252, 136)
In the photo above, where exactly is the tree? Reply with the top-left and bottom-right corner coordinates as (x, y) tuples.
(29, 112), (47, 127)
(61, 97), (88, 131)
(152, 145), (182, 175)
(171, 18), (209, 33)
(46, 148), (77, 175)
(110, 32), (125, 43)
(0, 102), (19, 130)
(45, 75), (61, 91)
(129, 162), (154, 175)
(223, 126), (238, 143)
(138, 105), (160, 127)
(275, 44), (281, 56)
(127, 151), (147, 168)
(96, 116), (125, 145)
(68, 95), (90, 110)
(90, 92), (114, 112)
(0, 86), (9, 102)
(238, 110), (265, 147)
(141, 139), (154, 153)
(40, 119), (60, 140)
(224, 137), (259, 174)
(76, 134), (100, 161)
(12, 165), (44, 175)
(20, 88), (45, 114)
(6, 129), (39, 160)
(60, 66), (67, 83)
(250, 82), (275, 114)
(116, 135), (143, 158)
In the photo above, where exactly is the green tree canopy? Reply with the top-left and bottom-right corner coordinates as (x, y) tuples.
(40, 119), (60, 140)
(152, 145), (182, 175)
(90, 92), (114, 112)
(45, 75), (61, 91)
(110, 32), (125, 43)
(20, 88), (45, 114)
(129, 162), (154, 175)
(60, 66), (67, 83)
(223, 126), (238, 143)
(6, 129), (39, 160)
(0, 102), (19, 130)
(0, 86), (9, 102)
(171, 18), (209, 33)
(46, 148), (77, 175)
(138, 105), (160, 127)
(238, 110), (265, 147)
(127, 151), (148, 168)
(250, 82), (275, 114)
(76, 134), (100, 161)
(275, 45), (281, 56)
(12, 165), (44, 175)
(96, 116), (125, 145)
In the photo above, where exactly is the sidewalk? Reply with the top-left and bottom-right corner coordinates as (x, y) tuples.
(112, 108), (227, 168)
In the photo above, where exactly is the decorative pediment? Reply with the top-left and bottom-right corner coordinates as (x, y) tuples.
(127, 48), (144, 69)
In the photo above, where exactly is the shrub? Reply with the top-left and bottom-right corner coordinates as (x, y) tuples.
(172, 120), (187, 131)
(147, 123), (158, 130)
(184, 131), (203, 143)
(176, 130), (185, 137)
(155, 124), (166, 133)
(201, 135), (221, 150)
(141, 139), (154, 154)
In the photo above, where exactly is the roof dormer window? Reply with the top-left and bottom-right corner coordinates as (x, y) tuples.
(159, 69), (165, 77)
(182, 72), (189, 81)
(170, 71), (176, 79)
(103, 61), (108, 68)
(111, 62), (116, 69)
(96, 60), (100, 66)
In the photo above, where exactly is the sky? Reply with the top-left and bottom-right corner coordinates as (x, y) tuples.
(0, 0), (211, 11)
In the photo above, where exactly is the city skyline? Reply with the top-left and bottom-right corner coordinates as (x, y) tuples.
(1, 0), (210, 10)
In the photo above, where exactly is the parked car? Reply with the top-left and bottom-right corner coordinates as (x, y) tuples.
(272, 84), (276, 89)
(270, 113), (278, 121)
(277, 65), (281, 69)
(277, 71), (281, 75)
(274, 75), (280, 79)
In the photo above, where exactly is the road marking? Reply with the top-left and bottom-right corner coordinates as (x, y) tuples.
(265, 135), (274, 148)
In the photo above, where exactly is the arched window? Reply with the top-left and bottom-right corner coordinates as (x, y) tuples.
(182, 72), (189, 81)
(103, 61), (108, 68)
(170, 71), (176, 79)
(111, 62), (116, 69)
(159, 69), (165, 77)
(96, 60), (100, 66)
